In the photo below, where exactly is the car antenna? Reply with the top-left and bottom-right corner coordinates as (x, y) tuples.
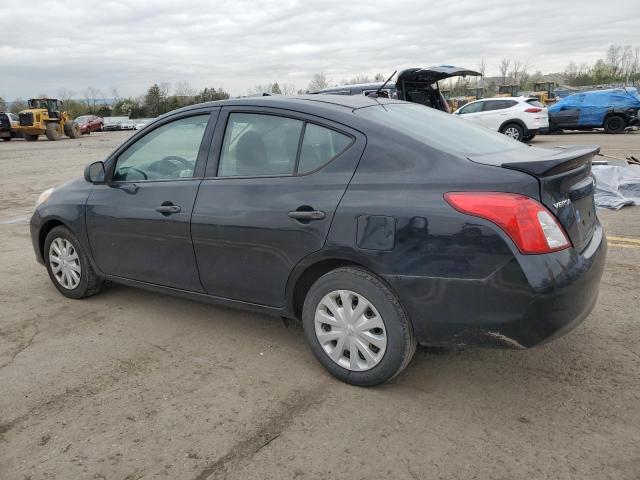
(368, 71), (397, 98)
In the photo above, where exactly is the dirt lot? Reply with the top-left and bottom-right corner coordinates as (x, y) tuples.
(0, 131), (639, 479)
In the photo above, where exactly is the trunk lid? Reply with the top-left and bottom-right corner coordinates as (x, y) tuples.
(469, 145), (600, 252)
(397, 65), (482, 84)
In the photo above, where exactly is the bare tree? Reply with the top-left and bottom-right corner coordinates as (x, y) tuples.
(308, 72), (329, 92)
(174, 81), (196, 106)
(565, 61), (579, 84)
(174, 81), (195, 97)
(606, 44), (623, 77)
(281, 83), (297, 95)
(57, 88), (75, 104)
(477, 57), (486, 86)
(621, 45), (634, 85)
(84, 87), (102, 113)
(499, 58), (511, 85)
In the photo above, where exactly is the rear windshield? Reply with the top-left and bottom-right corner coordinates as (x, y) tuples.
(355, 103), (527, 155)
(526, 99), (545, 108)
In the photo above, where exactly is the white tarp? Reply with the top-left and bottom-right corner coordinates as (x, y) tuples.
(592, 165), (640, 209)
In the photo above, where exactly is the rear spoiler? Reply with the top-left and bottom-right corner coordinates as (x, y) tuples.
(500, 145), (600, 176)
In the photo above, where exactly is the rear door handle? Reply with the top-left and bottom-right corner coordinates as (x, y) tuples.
(288, 210), (325, 221)
(156, 204), (181, 215)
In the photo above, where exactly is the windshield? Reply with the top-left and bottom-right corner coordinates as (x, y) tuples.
(75, 116), (90, 122)
(355, 103), (526, 156)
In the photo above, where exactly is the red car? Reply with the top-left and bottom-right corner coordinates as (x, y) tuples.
(75, 115), (103, 134)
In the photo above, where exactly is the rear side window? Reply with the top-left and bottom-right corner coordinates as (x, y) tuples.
(218, 113), (303, 177)
(483, 100), (517, 111)
(218, 113), (354, 177)
(298, 124), (353, 173)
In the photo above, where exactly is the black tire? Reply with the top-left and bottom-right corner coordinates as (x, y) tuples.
(23, 133), (39, 141)
(45, 122), (62, 141)
(44, 226), (103, 299)
(500, 123), (524, 141)
(302, 267), (416, 386)
(523, 133), (536, 141)
(2, 137), (11, 142)
(64, 121), (82, 139)
(604, 115), (626, 134)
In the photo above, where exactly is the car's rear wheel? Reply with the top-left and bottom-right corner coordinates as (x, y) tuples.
(604, 115), (626, 134)
(500, 123), (524, 141)
(2, 137), (11, 141)
(44, 226), (103, 299)
(302, 267), (416, 386)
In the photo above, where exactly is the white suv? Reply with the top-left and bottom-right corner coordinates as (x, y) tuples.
(453, 97), (549, 141)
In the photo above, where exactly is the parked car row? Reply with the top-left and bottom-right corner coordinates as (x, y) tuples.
(102, 116), (152, 131)
(74, 115), (103, 134)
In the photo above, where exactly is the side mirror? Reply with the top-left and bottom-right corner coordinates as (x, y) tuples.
(85, 161), (106, 183)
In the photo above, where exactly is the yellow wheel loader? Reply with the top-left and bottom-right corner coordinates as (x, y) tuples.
(532, 82), (557, 105)
(18, 98), (81, 141)
(496, 85), (520, 97)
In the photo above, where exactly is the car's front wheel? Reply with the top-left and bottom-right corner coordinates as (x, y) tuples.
(302, 267), (416, 386)
(44, 226), (103, 299)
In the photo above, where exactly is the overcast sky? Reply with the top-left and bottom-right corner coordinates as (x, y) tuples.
(1, 0), (638, 100)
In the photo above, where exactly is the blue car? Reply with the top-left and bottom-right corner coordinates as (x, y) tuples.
(548, 87), (640, 134)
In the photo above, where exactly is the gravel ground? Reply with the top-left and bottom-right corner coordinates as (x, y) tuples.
(0, 130), (639, 479)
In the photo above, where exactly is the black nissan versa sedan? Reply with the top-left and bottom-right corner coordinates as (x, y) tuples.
(30, 95), (606, 386)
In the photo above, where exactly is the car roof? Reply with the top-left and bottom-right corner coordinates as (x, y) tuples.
(475, 96), (534, 101)
(174, 94), (405, 114)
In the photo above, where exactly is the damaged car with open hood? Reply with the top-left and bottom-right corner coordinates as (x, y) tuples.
(313, 65), (481, 112)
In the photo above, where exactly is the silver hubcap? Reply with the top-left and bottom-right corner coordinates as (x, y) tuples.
(505, 127), (520, 139)
(49, 238), (81, 289)
(314, 290), (387, 371)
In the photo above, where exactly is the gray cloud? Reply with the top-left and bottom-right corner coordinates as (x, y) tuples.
(1, 0), (637, 99)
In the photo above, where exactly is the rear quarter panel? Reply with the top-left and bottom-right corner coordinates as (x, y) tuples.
(325, 131), (542, 342)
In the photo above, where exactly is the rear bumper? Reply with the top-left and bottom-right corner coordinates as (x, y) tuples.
(384, 223), (607, 349)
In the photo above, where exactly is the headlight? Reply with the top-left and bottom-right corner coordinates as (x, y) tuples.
(35, 188), (54, 209)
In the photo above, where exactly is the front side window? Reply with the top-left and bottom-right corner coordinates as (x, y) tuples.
(218, 113), (303, 177)
(114, 114), (209, 181)
(298, 124), (353, 173)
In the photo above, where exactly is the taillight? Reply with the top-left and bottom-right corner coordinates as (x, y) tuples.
(525, 107), (543, 113)
(444, 192), (570, 254)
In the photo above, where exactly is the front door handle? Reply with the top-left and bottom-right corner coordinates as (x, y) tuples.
(288, 210), (325, 221)
(155, 203), (181, 215)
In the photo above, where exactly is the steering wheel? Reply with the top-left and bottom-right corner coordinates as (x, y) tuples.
(149, 156), (193, 177)
(118, 166), (148, 180)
